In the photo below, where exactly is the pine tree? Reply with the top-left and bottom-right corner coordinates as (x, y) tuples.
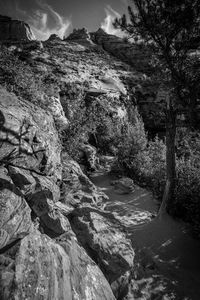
(114, 0), (200, 214)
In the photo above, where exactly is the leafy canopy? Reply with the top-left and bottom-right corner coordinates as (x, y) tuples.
(114, 0), (200, 110)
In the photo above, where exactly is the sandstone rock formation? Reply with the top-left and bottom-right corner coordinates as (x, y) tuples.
(70, 207), (135, 298)
(1, 229), (116, 300)
(47, 34), (62, 42)
(91, 28), (152, 74)
(0, 167), (33, 249)
(0, 15), (35, 41)
(41, 93), (69, 130)
(79, 143), (99, 171)
(66, 28), (94, 46)
(1, 14), (198, 299)
(0, 88), (116, 299)
(0, 88), (62, 179)
(61, 158), (108, 208)
(111, 177), (135, 194)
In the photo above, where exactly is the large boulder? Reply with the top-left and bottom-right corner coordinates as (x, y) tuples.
(70, 207), (135, 297)
(79, 143), (99, 171)
(0, 88), (67, 237)
(7, 165), (73, 237)
(0, 230), (116, 300)
(0, 88), (62, 180)
(0, 167), (32, 250)
(61, 157), (108, 209)
(41, 93), (69, 130)
(0, 15), (35, 41)
(111, 177), (136, 194)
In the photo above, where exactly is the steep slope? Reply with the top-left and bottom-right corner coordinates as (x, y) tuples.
(1, 19), (200, 300)
(0, 29), (136, 300)
(0, 87), (116, 299)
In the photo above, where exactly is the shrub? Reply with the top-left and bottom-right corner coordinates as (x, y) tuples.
(117, 109), (147, 171)
(117, 125), (166, 198)
(116, 119), (200, 236)
(62, 86), (127, 159)
(172, 131), (200, 236)
(0, 46), (43, 103)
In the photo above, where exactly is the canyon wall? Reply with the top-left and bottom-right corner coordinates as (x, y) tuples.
(0, 15), (35, 41)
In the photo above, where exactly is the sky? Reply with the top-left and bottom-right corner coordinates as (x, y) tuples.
(0, 0), (131, 40)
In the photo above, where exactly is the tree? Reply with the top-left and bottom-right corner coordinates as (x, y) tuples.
(114, 0), (200, 214)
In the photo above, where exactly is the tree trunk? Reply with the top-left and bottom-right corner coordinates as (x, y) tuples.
(189, 96), (198, 129)
(159, 100), (176, 217)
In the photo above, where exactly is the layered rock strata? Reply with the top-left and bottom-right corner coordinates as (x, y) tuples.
(0, 88), (118, 299)
(91, 28), (152, 74)
(0, 15), (35, 41)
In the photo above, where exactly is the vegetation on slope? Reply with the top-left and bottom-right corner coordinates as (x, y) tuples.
(0, 32), (200, 237)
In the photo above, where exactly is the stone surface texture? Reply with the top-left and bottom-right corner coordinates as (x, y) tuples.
(91, 28), (152, 74)
(66, 28), (94, 46)
(70, 207), (135, 297)
(111, 177), (135, 194)
(1, 230), (115, 300)
(0, 86), (116, 299)
(1, 15), (197, 300)
(0, 15), (35, 41)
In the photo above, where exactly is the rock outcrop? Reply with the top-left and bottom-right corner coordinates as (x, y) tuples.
(0, 15), (35, 41)
(0, 88), (62, 179)
(91, 29), (152, 74)
(1, 14), (199, 299)
(0, 87), (117, 299)
(1, 229), (116, 300)
(61, 157), (108, 208)
(111, 177), (135, 194)
(70, 207), (135, 298)
(47, 34), (62, 42)
(66, 28), (94, 46)
(0, 167), (33, 249)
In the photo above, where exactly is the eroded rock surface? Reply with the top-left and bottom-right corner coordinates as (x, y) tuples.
(111, 177), (135, 194)
(0, 87), (117, 299)
(0, 230), (115, 300)
(0, 88), (62, 179)
(70, 207), (135, 297)
(91, 29), (152, 74)
(66, 28), (94, 46)
(61, 158), (108, 209)
(1, 15), (198, 299)
(0, 167), (32, 250)
(0, 15), (35, 41)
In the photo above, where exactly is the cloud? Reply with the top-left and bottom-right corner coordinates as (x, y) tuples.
(120, 0), (129, 6)
(16, 0), (72, 40)
(101, 5), (124, 38)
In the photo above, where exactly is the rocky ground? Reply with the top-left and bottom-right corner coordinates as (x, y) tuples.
(91, 170), (200, 300)
(0, 16), (200, 300)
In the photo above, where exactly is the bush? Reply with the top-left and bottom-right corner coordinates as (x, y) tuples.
(62, 86), (127, 159)
(117, 109), (147, 171)
(0, 46), (43, 103)
(116, 109), (166, 196)
(116, 119), (200, 236)
(173, 133), (200, 236)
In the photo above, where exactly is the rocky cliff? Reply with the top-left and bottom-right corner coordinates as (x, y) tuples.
(66, 28), (95, 46)
(91, 28), (152, 74)
(1, 15), (199, 299)
(91, 29), (200, 130)
(0, 15), (35, 41)
(0, 87), (118, 299)
(0, 24), (138, 300)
